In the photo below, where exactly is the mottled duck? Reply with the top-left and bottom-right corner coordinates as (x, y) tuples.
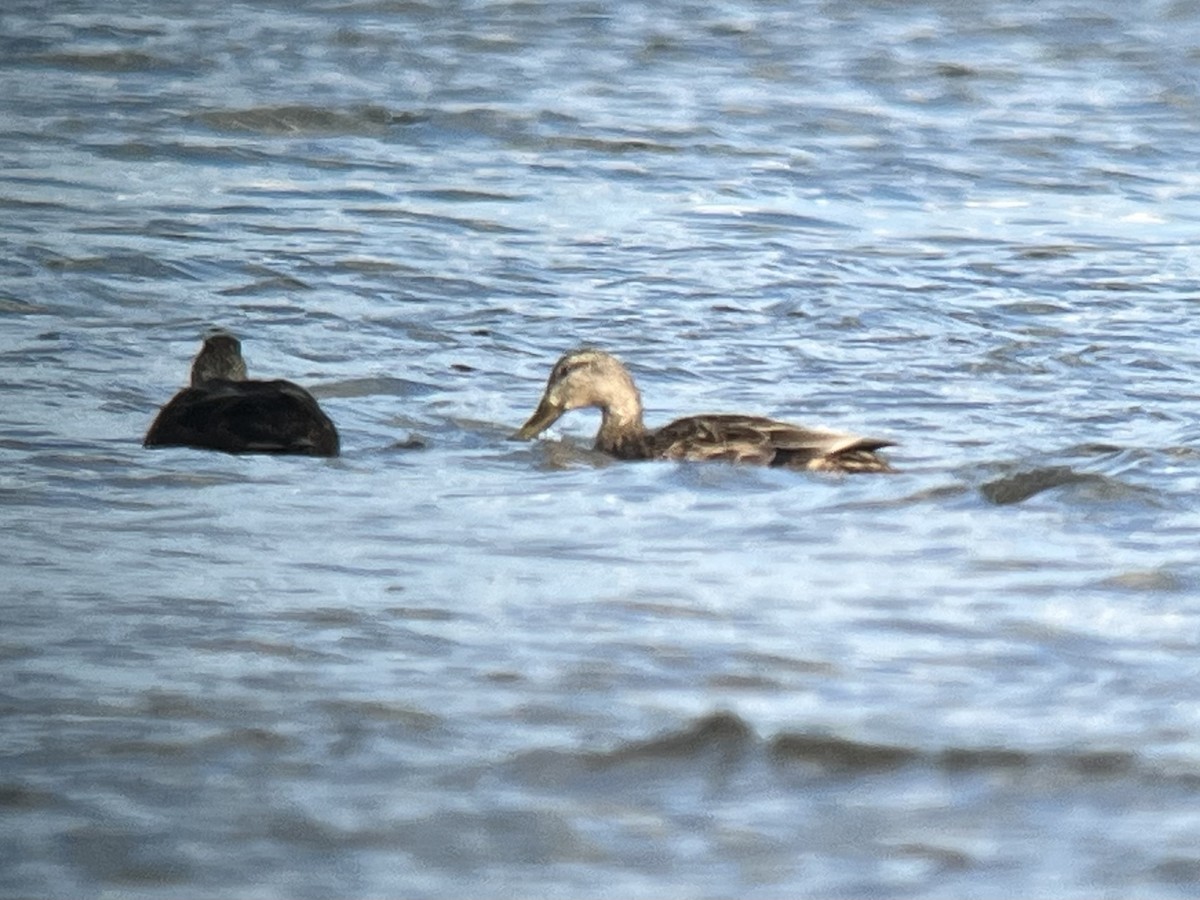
(514, 348), (893, 473)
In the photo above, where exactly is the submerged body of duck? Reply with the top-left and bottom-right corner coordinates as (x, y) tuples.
(144, 333), (339, 457)
(514, 348), (893, 473)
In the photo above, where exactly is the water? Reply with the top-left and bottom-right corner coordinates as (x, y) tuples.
(3, 0), (1200, 896)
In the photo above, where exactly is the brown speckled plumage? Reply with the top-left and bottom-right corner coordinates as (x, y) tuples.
(514, 348), (894, 473)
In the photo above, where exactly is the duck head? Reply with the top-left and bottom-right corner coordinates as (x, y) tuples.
(514, 348), (643, 440)
(190, 332), (248, 385)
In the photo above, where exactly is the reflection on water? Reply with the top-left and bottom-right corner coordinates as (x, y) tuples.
(3, 0), (1200, 896)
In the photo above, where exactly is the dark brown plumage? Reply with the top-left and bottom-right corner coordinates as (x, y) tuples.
(144, 333), (339, 457)
(514, 348), (894, 473)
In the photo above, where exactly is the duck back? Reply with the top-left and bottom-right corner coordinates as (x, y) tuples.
(649, 414), (893, 471)
(144, 379), (339, 457)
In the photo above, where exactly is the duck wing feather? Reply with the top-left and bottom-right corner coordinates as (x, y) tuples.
(144, 379), (339, 456)
(648, 414), (893, 470)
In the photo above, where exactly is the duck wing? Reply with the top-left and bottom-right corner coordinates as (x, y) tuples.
(144, 379), (339, 457)
(649, 414), (893, 471)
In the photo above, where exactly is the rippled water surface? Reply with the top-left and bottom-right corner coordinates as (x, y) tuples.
(4, 1), (1200, 896)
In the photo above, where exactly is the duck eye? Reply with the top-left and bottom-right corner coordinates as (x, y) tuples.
(554, 359), (587, 379)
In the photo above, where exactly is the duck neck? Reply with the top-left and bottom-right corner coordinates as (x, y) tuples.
(595, 392), (647, 457)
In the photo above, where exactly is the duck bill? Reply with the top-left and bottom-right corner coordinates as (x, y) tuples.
(513, 395), (564, 440)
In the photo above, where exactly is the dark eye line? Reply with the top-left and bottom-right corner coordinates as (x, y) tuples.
(556, 359), (588, 378)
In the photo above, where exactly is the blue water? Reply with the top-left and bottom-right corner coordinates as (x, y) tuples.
(4, 1), (1200, 896)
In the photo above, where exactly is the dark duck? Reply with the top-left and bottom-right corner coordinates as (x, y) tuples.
(144, 332), (339, 457)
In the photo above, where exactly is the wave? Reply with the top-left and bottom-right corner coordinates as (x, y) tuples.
(979, 464), (1152, 505)
(508, 711), (1164, 782)
(191, 105), (421, 136)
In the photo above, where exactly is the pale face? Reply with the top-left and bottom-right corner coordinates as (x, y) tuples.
(513, 349), (635, 439)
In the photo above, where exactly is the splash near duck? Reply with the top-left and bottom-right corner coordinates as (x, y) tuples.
(144, 332), (340, 457)
(514, 348), (894, 473)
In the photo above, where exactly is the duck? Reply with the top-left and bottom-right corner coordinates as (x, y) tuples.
(144, 332), (340, 457)
(513, 348), (894, 473)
